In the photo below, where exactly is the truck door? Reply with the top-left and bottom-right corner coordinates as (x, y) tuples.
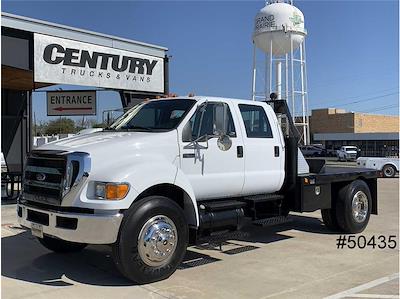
(237, 103), (285, 195)
(179, 101), (245, 200)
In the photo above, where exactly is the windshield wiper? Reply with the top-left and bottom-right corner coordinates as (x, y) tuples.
(124, 126), (153, 131)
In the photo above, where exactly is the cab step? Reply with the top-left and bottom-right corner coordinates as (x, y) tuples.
(253, 215), (291, 227)
(243, 193), (284, 203)
(197, 230), (250, 251)
(200, 199), (247, 212)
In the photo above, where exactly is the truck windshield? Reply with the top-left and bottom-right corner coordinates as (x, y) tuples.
(107, 99), (196, 131)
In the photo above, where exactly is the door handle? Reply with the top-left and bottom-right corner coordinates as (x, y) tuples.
(237, 146), (243, 158)
(274, 146), (280, 157)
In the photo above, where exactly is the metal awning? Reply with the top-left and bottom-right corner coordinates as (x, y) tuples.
(1, 12), (167, 58)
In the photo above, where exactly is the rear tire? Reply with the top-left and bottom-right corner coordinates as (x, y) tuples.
(112, 196), (188, 284)
(321, 208), (341, 231)
(383, 164), (396, 178)
(336, 180), (372, 233)
(38, 236), (87, 253)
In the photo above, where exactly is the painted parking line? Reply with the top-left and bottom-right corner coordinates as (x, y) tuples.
(346, 294), (399, 298)
(324, 273), (399, 299)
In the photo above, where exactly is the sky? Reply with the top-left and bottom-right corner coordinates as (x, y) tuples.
(2, 0), (399, 123)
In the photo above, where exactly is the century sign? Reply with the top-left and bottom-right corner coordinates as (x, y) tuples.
(34, 33), (164, 92)
(47, 90), (96, 116)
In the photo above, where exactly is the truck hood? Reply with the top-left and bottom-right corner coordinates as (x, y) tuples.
(36, 130), (179, 179)
(38, 130), (174, 152)
(345, 150), (358, 154)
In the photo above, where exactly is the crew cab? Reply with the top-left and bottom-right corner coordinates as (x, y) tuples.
(17, 96), (379, 283)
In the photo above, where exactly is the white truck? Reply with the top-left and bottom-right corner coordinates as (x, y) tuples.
(337, 146), (359, 161)
(357, 157), (399, 178)
(18, 96), (379, 283)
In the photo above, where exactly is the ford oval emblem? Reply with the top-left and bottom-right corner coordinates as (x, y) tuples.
(36, 173), (46, 181)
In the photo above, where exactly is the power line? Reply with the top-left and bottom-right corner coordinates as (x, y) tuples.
(315, 87), (398, 104)
(309, 71), (397, 89)
(311, 91), (399, 109)
(336, 92), (399, 107)
(361, 104), (399, 113)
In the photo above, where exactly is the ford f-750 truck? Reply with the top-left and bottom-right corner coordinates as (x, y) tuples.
(18, 96), (379, 283)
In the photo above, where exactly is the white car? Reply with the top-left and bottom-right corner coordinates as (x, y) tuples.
(337, 146), (358, 161)
(357, 157), (399, 178)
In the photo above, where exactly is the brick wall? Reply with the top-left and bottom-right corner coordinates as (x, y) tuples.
(310, 108), (399, 134)
(310, 108), (355, 134)
(354, 113), (399, 133)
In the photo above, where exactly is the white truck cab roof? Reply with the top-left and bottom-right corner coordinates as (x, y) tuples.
(151, 96), (270, 106)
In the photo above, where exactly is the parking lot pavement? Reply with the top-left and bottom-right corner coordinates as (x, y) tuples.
(2, 178), (399, 299)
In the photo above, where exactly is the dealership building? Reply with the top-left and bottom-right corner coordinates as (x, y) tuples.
(2, 12), (169, 176)
(310, 108), (399, 157)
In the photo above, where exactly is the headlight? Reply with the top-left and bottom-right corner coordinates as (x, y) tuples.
(93, 182), (130, 200)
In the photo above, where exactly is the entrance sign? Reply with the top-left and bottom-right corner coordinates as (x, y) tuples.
(34, 33), (164, 93)
(47, 90), (96, 116)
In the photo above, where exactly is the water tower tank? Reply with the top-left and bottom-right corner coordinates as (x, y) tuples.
(253, 1), (307, 55)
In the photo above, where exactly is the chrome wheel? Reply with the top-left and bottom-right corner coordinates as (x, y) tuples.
(352, 191), (368, 223)
(138, 215), (178, 267)
(384, 166), (395, 177)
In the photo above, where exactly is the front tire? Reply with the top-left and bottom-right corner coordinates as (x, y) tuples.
(38, 236), (87, 253)
(112, 196), (188, 284)
(336, 180), (372, 233)
(383, 164), (396, 178)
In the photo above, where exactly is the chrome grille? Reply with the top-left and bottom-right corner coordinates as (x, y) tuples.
(23, 152), (67, 205)
(22, 151), (90, 206)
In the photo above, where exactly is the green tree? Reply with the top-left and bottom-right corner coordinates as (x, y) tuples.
(33, 121), (48, 136)
(92, 122), (107, 128)
(45, 118), (77, 135)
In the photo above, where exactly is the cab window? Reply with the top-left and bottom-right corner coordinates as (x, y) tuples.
(239, 104), (273, 138)
(188, 102), (236, 140)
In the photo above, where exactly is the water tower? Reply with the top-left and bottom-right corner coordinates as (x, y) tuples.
(251, 0), (310, 145)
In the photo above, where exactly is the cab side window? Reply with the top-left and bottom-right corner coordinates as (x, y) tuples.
(239, 104), (273, 138)
(188, 102), (236, 140)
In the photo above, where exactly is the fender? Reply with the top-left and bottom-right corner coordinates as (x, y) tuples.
(76, 155), (199, 227)
(75, 155), (176, 210)
(173, 167), (199, 227)
(381, 162), (398, 172)
(127, 163), (199, 227)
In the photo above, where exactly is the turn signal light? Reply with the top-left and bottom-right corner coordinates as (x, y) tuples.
(105, 183), (129, 200)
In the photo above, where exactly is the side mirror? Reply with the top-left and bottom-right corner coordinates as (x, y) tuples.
(217, 135), (232, 151)
(182, 122), (193, 142)
(213, 104), (228, 136)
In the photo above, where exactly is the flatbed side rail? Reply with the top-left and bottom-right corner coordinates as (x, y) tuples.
(296, 169), (379, 214)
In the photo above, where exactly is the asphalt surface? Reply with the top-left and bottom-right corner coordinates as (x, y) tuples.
(1, 177), (399, 299)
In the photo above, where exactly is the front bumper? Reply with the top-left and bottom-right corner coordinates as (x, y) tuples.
(17, 203), (123, 244)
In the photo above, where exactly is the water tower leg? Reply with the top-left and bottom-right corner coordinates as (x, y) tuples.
(285, 53), (289, 101)
(302, 40), (311, 145)
(251, 42), (257, 101)
(290, 34), (295, 120)
(300, 42), (308, 145)
(269, 39), (273, 98)
(276, 61), (282, 100)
